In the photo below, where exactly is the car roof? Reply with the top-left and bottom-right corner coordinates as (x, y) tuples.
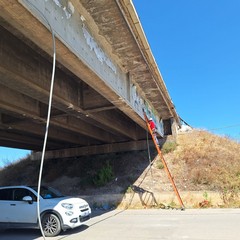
(0, 185), (32, 189)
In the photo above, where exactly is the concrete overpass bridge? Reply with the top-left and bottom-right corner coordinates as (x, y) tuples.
(0, 0), (180, 159)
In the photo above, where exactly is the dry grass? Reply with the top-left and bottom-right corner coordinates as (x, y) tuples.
(0, 150), (149, 195)
(0, 129), (240, 207)
(172, 130), (240, 192)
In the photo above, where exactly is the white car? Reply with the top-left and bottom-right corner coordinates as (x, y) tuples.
(0, 185), (91, 237)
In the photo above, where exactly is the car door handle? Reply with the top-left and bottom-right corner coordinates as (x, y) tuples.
(10, 204), (16, 206)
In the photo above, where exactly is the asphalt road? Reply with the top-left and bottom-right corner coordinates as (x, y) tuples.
(1, 208), (240, 240)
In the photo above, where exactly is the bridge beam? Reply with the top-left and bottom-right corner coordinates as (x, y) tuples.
(31, 140), (151, 160)
(0, 26), (144, 141)
(0, 0), (180, 153)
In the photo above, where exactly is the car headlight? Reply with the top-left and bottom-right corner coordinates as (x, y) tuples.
(65, 211), (74, 216)
(61, 203), (73, 209)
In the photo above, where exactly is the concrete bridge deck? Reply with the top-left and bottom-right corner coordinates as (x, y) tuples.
(0, 0), (180, 158)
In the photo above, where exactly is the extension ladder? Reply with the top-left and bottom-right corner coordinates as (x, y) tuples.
(144, 113), (185, 210)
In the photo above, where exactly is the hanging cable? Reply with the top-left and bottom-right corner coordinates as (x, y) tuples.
(23, 1), (56, 239)
(145, 119), (155, 187)
(179, 117), (192, 127)
(146, 124), (152, 164)
(143, 111), (185, 210)
(209, 123), (240, 131)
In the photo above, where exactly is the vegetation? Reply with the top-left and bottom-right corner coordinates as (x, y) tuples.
(171, 130), (240, 207)
(161, 141), (178, 154)
(92, 161), (114, 187)
(0, 129), (240, 207)
(0, 150), (149, 195)
(172, 130), (240, 192)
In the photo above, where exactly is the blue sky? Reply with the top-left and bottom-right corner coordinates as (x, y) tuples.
(0, 0), (239, 167)
(0, 147), (30, 168)
(133, 0), (240, 141)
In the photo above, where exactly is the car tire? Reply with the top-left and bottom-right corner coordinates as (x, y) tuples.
(41, 213), (61, 237)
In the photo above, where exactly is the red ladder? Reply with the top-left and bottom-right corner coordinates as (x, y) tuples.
(144, 113), (185, 209)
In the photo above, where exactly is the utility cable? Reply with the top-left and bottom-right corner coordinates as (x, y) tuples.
(146, 123), (154, 185)
(146, 124), (152, 163)
(209, 123), (240, 131)
(179, 117), (191, 127)
(24, 1), (56, 239)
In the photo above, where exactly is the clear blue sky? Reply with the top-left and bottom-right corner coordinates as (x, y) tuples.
(1, 0), (239, 167)
(133, 0), (240, 140)
(0, 147), (30, 168)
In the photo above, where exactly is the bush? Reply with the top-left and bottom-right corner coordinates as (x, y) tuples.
(161, 141), (177, 154)
(93, 161), (114, 187)
(156, 161), (164, 170)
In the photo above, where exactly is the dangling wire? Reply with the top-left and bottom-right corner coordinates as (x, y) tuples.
(24, 1), (56, 239)
(145, 121), (155, 186)
(146, 125), (152, 164)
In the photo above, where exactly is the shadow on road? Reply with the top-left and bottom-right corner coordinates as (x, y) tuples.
(0, 224), (89, 240)
(0, 207), (119, 240)
(0, 228), (40, 240)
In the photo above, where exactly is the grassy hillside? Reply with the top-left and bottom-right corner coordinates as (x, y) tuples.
(0, 129), (240, 206)
(172, 130), (240, 192)
(0, 147), (150, 195)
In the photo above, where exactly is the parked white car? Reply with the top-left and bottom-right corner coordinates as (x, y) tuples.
(0, 185), (91, 237)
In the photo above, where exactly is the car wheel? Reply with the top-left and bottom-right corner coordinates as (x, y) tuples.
(41, 213), (61, 237)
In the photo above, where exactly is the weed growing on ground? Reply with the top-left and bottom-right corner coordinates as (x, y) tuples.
(1, 129), (240, 206)
(93, 161), (114, 187)
(220, 188), (240, 207)
(161, 141), (178, 154)
(173, 130), (240, 191)
(156, 161), (164, 170)
(199, 191), (212, 208)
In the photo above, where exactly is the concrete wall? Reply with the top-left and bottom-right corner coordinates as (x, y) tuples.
(21, 0), (165, 136)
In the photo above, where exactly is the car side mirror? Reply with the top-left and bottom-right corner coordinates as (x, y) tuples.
(22, 196), (33, 204)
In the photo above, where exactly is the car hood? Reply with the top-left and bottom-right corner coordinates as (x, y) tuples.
(41, 196), (89, 207)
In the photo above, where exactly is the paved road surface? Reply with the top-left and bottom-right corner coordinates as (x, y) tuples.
(0, 208), (240, 240)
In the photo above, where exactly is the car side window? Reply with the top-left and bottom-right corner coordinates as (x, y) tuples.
(0, 189), (13, 200)
(13, 188), (37, 201)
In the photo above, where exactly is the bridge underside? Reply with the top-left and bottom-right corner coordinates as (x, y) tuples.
(0, 0), (178, 157)
(0, 26), (148, 151)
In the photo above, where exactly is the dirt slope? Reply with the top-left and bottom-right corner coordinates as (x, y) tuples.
(134, 130), (240, 194)
(0, 129), (240, 202)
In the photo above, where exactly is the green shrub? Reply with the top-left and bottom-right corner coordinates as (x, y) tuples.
(93, 161), (114, 187)
(161, 141), (177, 154)
(125, 185), (134, 193)
(156, 161), (164, 170)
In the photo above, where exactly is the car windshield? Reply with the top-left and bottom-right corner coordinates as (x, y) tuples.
(30, 186), (65, 199)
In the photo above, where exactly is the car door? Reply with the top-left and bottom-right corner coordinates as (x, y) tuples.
(0, 188), (14, 222)
(11, 188), (38, 223)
